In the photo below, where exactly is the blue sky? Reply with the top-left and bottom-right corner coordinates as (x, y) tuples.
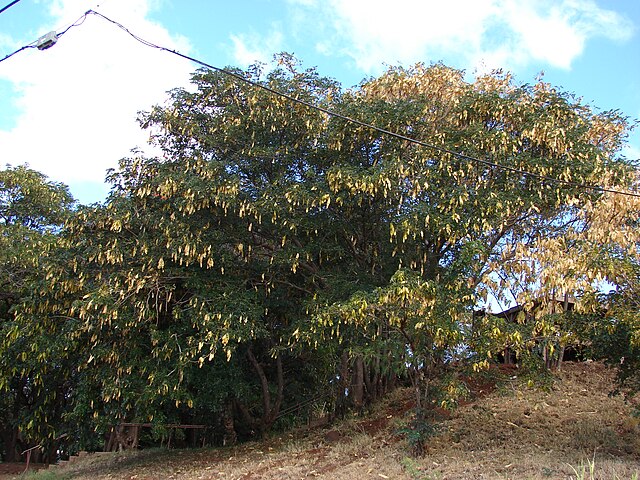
(1, 0), (639, 204)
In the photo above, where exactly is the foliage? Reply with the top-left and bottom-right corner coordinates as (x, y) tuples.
(1, 56), (638, 455)
(556, 172), (640, 407)
(0, 164), (74, 314)
(0, 165), (75, 461)
(397, 408), (440, 457)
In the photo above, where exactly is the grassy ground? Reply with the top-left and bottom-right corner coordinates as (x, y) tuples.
(4, 361), (640, 480)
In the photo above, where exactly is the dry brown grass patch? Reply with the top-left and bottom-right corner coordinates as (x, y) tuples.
(16, 361), (640, 480)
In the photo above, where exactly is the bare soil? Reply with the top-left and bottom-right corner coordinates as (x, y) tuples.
(4, 361), (639, 480)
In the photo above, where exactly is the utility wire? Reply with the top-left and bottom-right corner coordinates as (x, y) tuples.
(3, 8), (640, 199)
(0, 44), (33, 63)
(84, 10), (640, 199)
(56, 11), (90, 37)
(0, 11), (89, 64)
(0, 0), (22, 15)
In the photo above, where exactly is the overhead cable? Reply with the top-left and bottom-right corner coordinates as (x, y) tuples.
(0, 0), (22, 16)
(0, 44), (33, 63)
(0, 11), (88, 63)
(83, 10), (640, 199)
(4, 8), (640, 199)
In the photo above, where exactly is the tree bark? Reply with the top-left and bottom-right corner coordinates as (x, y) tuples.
(222, 399), (237, 446)
(246, 346), (284, 435)
(335, 350), (350, 419)
(352, 355), (365, 412)
(0, 425), (19, 462)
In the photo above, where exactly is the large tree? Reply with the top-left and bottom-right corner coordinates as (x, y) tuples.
(0, 165), (75, 461)
(307, 63), (634, 407)
(5, 58), (636, 452)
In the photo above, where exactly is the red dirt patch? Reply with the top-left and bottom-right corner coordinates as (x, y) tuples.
(357, 416), (389, 436)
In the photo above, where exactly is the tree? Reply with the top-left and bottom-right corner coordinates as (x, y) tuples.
(552, 175), (640, 404)
(0, 165), (75, 462)
(5, 58), (636, 454)
(307, 64), (633, 413)
(0, 165), (74, 305)
(10, 58), (343, 444)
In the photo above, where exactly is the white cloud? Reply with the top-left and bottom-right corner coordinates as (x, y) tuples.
(230, 28), (284, 68)
(0, 0), (193, 191)
(0, 32), (17, 50)
(320, 0), (493, 71)
(291, 0), (634, 73)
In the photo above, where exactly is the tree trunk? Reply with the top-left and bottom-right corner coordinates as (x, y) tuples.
(233, 398), (256, 436)
(222, 399), (237, 446)
(352, 355), (365, 412)
(372, 355), (382, 399)
(246, 346), (284, 435)
(335, 350), (350, 419)
(1, 425), (19, 462)
(363, 361), (373, 403)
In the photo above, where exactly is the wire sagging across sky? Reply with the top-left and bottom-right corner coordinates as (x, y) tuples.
(3, 8), (640, 199)
(0, 10), (89, 63)
(0, 0), (22, 16)
(83, 10), (640, 200)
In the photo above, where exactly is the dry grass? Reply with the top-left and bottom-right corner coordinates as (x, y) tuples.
(418, 361), (640, 479)
(7, 361), (640, 480)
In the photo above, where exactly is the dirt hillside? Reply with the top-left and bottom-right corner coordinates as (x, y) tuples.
(6, 361), (640, 480)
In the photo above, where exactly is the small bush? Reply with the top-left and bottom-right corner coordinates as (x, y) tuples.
(397, 409), (439, 456)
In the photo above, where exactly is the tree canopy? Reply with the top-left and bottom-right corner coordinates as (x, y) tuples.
(1, 57), (638, 457)
(0, 165), (75, 461)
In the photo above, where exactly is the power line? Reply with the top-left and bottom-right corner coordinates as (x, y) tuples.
(3, 8), (640, 199)
(0, 11), (89, 64)
(83, 10), (640, 200)
(0, 44), (33, 63)
(56, 11), (90, 37)
(0, 0), (22, 15)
